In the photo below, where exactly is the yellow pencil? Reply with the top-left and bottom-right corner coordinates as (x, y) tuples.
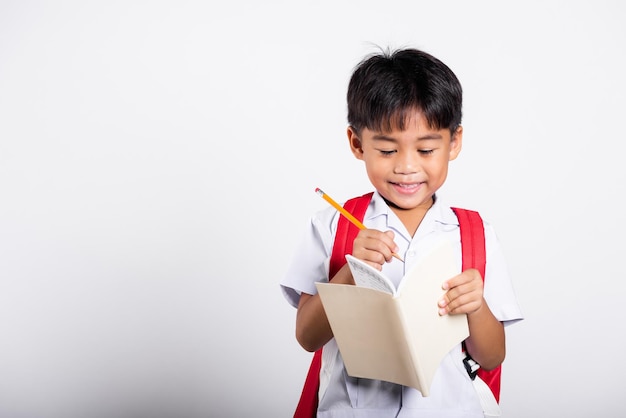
(315, 188), (404, 262)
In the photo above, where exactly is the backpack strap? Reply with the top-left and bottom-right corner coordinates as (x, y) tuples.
(328, 192), (374, 278)
(451, 207), (502, 411)
(451, 207), (486, 279)
(294, 192), (373, 418)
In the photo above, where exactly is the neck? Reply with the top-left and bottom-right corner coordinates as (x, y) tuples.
(384, 195), (435, 237)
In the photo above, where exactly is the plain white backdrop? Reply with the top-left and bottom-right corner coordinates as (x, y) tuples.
(1, 1), (625, 417)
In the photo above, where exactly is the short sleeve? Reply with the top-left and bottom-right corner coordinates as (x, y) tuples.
(280, 207), (338, 308)
(483, 222), (524, 326)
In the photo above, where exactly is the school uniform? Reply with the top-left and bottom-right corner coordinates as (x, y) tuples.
(281, 192), (524, 418)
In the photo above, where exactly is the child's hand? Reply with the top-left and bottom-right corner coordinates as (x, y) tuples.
(438, 268), (484, 316)
(351, 229), (398, 270)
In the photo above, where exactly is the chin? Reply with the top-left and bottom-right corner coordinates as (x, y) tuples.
(392, 194), (434, 211)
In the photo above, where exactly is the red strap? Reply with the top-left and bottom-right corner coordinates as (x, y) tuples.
(451, 208), (486, 278)
(294, 192), (373, 418)
(328, 193), (373, 278)
(293, 351), (322, 418)
(451, 207), (501, 403)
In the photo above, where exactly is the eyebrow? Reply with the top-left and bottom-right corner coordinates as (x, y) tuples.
(371, 133), (443, 142)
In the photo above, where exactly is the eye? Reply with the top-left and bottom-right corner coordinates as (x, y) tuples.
(418, 149), (434, 155)
(378, 149), (396, 156)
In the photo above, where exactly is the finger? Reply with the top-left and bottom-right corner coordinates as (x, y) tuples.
(441, 289), (483, 315)
(354, 230), (397, 262)
(444, 272), (472, 290)
(382, 230), (399, 253)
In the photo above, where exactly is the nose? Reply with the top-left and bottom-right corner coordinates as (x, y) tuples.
(393, 151), (419, 175)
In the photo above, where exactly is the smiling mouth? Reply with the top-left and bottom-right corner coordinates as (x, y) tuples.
(391, 182), (423, 189)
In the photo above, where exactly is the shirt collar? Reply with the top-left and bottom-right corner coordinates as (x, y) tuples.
(365, 191), (461, 240)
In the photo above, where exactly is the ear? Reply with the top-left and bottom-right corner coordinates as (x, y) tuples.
(347, 126), (365, 161)
(449, 126), (463, 161)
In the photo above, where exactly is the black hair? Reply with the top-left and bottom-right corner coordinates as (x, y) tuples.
(347, 47), (463, 135)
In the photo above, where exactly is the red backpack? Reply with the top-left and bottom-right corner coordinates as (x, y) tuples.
(293, 192), (501, 417)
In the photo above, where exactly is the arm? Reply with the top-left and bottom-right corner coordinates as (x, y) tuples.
(295, 229), (399, 352)
(295, 264), (353, 352)
(438, 268), (505, 370)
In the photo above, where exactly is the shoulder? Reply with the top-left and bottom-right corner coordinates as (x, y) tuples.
(432, 197), (500, 252)
(310, 204), (340, 237)
(433, 196), (494, 230)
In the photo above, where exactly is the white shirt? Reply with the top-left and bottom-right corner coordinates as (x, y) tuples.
(281, 192), (523, 418)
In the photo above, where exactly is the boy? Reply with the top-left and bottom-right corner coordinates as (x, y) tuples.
(280, 47), (523, 417)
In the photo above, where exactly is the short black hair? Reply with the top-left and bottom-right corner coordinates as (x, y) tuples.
(347, 48), (463, 135)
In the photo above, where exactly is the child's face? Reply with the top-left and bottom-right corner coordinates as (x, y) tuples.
(348, 112), (462, 214)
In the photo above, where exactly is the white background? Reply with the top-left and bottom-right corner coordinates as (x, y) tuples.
(1, 1), (624, 417)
